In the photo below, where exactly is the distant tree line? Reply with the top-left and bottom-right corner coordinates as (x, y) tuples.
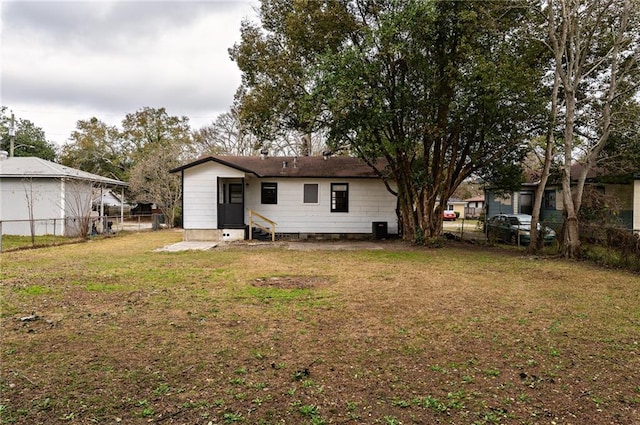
(0, 106), (308, 227)
(0, 106), (57, 161)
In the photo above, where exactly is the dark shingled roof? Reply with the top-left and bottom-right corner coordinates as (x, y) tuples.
(171, 155), (388, 178)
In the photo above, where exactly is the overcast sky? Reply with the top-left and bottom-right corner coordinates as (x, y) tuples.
(1, 0), (257, 147)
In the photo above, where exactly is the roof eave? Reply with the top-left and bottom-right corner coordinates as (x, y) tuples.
(2, 174), (128, 186)
(170, 156), (262, 177)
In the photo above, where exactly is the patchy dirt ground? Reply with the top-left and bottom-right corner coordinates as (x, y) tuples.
(1, 231), (638, 424)
(252, 276), (330, 289)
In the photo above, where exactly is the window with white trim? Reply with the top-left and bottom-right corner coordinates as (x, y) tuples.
(303, 184), (319, 204)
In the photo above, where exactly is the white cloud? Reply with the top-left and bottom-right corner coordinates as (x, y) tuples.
(1, 0), (257, 146)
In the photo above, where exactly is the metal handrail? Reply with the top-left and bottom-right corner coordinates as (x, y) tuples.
(248, 210), (277, 242)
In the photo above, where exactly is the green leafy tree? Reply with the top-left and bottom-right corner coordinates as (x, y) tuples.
(121, 107), (194, 159)
(232, 0), (544, 242)
(230, 0), (357, 148)
(0, 107), (57, 160)
(123, 107), (198, 225)
(59, 117), (127, 181)
(600, 100), (640, 174)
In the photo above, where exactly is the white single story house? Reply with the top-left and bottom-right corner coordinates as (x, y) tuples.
(0, 155), (127, 236)
(92, 190), (132, 216)
(170, 155), (398, 241)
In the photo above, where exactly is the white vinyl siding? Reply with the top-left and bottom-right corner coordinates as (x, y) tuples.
(244, 177), (397, 234)
(182, 162), (245, 230)
(0, 178), (88, 236)
(180, 160), (398, 235)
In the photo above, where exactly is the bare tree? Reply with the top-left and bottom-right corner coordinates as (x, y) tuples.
(528, 64), (562, 253)
(266, 128), (327, 157)
(63, 180), (95, 239)
(128, 143), (183, 228)
(195, 109), (328, 157)
(123, 107), (198, 227)
(22, 178), (37, 245)
(543, 0), (639, 258)
(195, 110), (260, 156)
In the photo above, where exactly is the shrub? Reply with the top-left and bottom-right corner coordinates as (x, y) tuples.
(582, 227), (640, 271)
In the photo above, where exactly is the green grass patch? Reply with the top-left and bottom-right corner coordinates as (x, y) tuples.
(233, 285), (313, 303)
(1, 234), (80, 251)
(84, 283), (126, 292)
(17, 285), (53, 296)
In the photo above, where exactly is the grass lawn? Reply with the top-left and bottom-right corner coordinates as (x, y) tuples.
(0, 235), (84, 252)
(1, 230), (638, 424)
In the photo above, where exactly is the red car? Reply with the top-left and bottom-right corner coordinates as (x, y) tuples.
(443, 210), (457, 221)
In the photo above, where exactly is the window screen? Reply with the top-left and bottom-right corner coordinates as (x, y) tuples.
(303, 184), (319, 204)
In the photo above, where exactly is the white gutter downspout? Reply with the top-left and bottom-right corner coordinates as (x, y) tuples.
(60, 178), (66, 236)
(100, 186), (104, 217)
(100, 186), (105, 232)
(120, 186), (125, 226)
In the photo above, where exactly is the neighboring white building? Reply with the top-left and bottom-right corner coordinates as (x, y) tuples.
(92, 190), (132, 215)
(0, 155), (127, 236)
(171, 155), (398, 241)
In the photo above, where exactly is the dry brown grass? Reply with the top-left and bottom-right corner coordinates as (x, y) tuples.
(1, 230), (638, 424)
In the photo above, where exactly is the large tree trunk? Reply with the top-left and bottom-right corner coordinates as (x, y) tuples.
(560, 89), (581, 258)
(528, 64), (561, 254)
(392, 164), (421, 242)
(425, 204), (444, 240)
(528, 160), (551, 254)
(398, 191), (417, 241)
(393, 169), (447, 244)
(562, 216), (581, 258)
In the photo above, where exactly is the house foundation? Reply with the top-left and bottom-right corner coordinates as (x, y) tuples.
(183, 228), (246, 242)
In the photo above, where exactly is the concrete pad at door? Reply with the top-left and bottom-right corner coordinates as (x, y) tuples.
(154, 241), (218, 252)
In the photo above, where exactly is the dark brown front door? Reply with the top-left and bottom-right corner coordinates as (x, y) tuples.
(218, 181), (244, 228)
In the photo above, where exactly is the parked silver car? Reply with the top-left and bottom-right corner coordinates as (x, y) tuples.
(485, 214), (556, 245)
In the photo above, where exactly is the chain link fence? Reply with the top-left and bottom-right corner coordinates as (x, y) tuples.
(442, 218), (487, 242)
(0, 214), (159, 252)
(445, 218), (639, 255)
